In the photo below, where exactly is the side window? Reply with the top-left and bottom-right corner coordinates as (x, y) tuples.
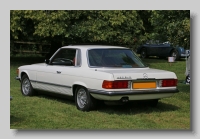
(51, 48), (76, 66)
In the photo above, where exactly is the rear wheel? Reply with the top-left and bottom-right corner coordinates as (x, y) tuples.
(170, 50), (179, 61)
(140, 48), (147, 58)
(75, 86), (96, 111)
(21, 74), (35, 96)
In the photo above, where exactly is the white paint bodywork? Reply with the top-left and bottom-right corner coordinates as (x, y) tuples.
(17, 45), (179, 101)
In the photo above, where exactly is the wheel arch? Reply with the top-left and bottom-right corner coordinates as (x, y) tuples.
(72, 82), (88, 97)
(169, 48), (176, 56)
(175, 47), (182, 55)
(20, 71), (29, 79)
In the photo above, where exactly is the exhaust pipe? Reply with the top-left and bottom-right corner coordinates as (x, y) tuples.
(121, 97), (129, 103)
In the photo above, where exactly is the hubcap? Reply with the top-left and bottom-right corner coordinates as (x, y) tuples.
(77, 88), (87, 109)
(22, 78), (31, 95)
(186, 76), (190, 83)
(171, 52), (177, 60)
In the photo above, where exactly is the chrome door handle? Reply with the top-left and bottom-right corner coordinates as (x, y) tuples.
(57, 71), (61, 74)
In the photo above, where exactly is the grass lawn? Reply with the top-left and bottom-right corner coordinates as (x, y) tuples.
(10, 55), (190, 130)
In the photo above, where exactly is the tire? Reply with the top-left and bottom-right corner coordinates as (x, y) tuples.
(75, 86), (96, 111)
(170, 50), (179, 61)
(140, 48), (147, 58)
(21, 74), (35, 96)
(185, 74), (190, 84)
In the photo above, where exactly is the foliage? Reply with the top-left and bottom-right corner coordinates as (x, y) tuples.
(10, 10), (190, 51)
(148, 10), (190, 49)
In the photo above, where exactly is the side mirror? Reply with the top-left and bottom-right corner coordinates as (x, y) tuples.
(45, 59), (50, 64)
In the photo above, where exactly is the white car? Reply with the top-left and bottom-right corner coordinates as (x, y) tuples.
(16, 45), (179, 111)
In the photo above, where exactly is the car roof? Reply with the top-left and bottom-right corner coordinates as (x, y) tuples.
(61, 45), (128, 50)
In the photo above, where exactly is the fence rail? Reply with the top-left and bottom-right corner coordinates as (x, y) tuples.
(11, 41), (50, 55)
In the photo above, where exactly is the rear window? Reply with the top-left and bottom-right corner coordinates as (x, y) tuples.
(88, 49), (146, 68)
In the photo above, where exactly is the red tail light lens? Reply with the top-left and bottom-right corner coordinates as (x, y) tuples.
(161, 79), (177, 87)
(102, 80), (128, 89)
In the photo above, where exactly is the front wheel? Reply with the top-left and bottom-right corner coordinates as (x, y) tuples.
(21, 74), (35, 96)
(75, 87), (96, 111)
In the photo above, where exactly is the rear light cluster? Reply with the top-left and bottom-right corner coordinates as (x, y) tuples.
(102, 80), (129, 89)
(102, 79), (177, 89)
(160, 79), (177, 87)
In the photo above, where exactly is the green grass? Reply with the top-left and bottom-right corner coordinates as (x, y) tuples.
(10, 55), (190, 130)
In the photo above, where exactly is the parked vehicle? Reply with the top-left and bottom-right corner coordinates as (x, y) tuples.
(136, 41), (189, 61)
(185, 50), (190, 84)
(16, 45), (179, 111)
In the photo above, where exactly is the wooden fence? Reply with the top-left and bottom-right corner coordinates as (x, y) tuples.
(11, 41), (51, 55)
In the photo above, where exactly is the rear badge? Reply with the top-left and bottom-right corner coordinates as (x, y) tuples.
(143, 73), (148, 79)
(117, 76), (132, 79)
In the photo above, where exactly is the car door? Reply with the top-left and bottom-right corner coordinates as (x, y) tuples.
(58, 48), (82, 95)
(36, 48), (77, 95)
(36, 65), (64, 93)
(156, 44), (171, 57)
(147, 44), (159, 56)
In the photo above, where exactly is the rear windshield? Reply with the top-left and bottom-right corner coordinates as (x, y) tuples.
(88, 49), (146, 68)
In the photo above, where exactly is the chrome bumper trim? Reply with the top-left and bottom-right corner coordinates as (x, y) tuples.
(88, 88), (179, 96)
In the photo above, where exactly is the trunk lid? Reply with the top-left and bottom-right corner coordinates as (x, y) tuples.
(97, 67), (177, 80)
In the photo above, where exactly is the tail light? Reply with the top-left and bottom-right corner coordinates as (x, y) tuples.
(102, 80), (129, 89)
(161, 79), (177, 87)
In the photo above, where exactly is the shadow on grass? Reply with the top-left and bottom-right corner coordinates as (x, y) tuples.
(10, 115), (24, 125)
(177, 80), (190, 93)
(33, 91), (180, 115)
(97, 100), (180, 115)
(36, 91), (75, 106)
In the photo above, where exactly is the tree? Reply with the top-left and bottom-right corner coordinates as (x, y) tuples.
(10, 10), (146, 55)
(148, 10), (190, 49)
(10, 10), (190, 55)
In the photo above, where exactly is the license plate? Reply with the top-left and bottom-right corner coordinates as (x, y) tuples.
(133, 82), (156, 89)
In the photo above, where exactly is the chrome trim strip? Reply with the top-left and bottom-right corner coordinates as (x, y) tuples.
(30, 80), (72, 88)
(88, 88), (179, 96)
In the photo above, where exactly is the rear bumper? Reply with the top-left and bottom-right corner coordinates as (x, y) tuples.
(180, 53), (189, 58)
(88, 88), (179, 101)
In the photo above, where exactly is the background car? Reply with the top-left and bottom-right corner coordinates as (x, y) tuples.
(136, 41), (189, 61)
(185, 50), (190, 84)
